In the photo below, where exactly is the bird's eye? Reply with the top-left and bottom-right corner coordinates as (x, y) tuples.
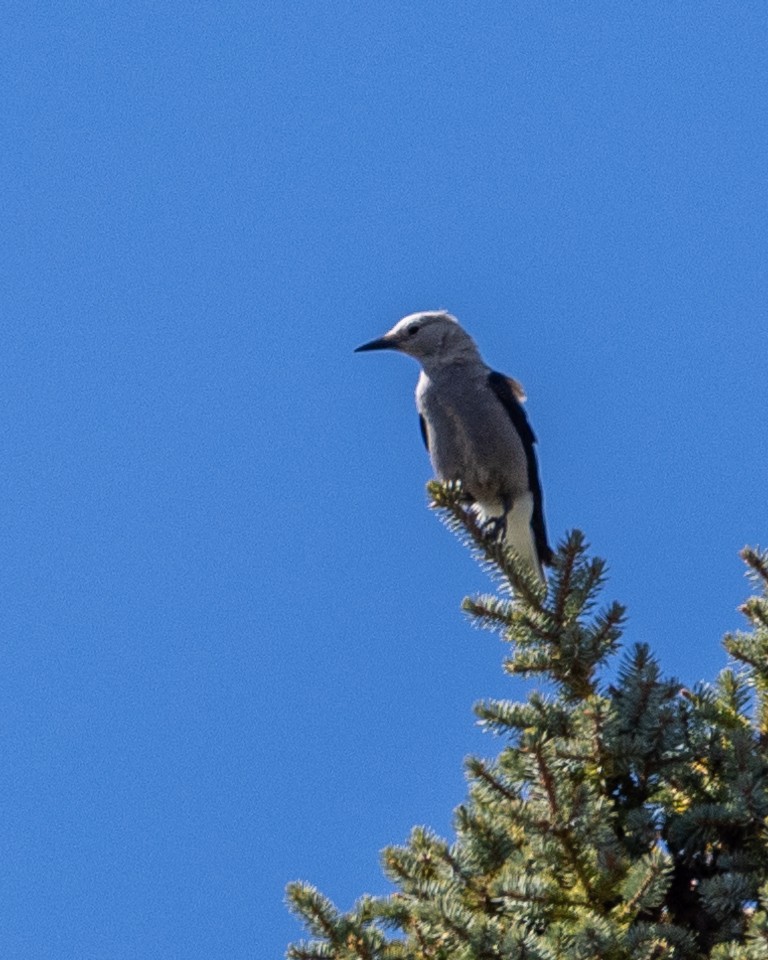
(407, 324), (420, 337)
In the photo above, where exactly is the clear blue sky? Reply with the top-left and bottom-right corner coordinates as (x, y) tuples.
(3, 3), (767, 958)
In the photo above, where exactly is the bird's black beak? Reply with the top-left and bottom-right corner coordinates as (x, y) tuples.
(354, 336), (395, 353)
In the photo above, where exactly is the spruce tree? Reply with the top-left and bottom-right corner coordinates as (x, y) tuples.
(286, 481), (768, 959)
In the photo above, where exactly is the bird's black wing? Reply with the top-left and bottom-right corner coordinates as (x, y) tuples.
(419, 414), (429, 451)
(487, 371), (554, 567)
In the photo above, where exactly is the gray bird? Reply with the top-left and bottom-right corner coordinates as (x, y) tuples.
(355, 311), (553, 582)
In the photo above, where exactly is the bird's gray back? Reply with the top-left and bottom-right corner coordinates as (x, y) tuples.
(416, 364), (529, 501)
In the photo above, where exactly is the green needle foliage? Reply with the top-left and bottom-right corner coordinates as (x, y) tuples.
(286, 482), (768, 960)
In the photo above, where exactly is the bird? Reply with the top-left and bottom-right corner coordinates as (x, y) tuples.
(355, 310), (553, 583)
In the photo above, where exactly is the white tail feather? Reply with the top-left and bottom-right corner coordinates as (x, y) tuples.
(474, 493), (544, 584)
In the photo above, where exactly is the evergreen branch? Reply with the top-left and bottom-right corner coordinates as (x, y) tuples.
(356, 895), (409, 929)
(716, 669), (752, 720)
(530, 742), (595, 902)
(625, 922), (697, 959)
(741, 597), (768, 631)
(467, 757), (520, 803)
(614, 847), (674, 921)
(286, 941), (333, 960)
(503, 650), (557, 679)
(741, 547), (768, 591)
(551, 531), (582, 625)
(494, 886), (589, 910)
(440, 844), (469, 883)
(463, 594), (515, 630)
(587, 602), (627, 658)
(699, 873), (756, 924)
(286, 883), (345, 944)
(573, 558), (609, 614)
(723, 633), (768, 683)
(506, 609), (563, 646)
(474, 698), (525, 736)
(474, 696), (572, 741)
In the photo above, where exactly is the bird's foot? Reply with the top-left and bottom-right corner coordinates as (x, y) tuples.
(482, 514), (507, 542)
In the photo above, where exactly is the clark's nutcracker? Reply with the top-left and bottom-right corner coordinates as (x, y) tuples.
(355, 311), (553, 583)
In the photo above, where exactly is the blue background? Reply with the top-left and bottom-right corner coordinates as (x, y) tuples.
(3, 3), (766, 957)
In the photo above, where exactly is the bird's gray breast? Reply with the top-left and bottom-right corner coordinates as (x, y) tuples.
(415, 368), (529, 499)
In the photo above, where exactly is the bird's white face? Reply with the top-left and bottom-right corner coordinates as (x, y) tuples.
(383, 312), (458, 358)
(355, 311), (477, 364)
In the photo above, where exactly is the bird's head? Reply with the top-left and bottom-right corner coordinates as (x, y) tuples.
(354, 311), (480, 366)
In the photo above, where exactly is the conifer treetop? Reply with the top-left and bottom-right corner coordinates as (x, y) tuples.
(286, 482), (768, 960)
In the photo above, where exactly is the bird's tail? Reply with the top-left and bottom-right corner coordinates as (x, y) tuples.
(474, 493), (545, 584)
